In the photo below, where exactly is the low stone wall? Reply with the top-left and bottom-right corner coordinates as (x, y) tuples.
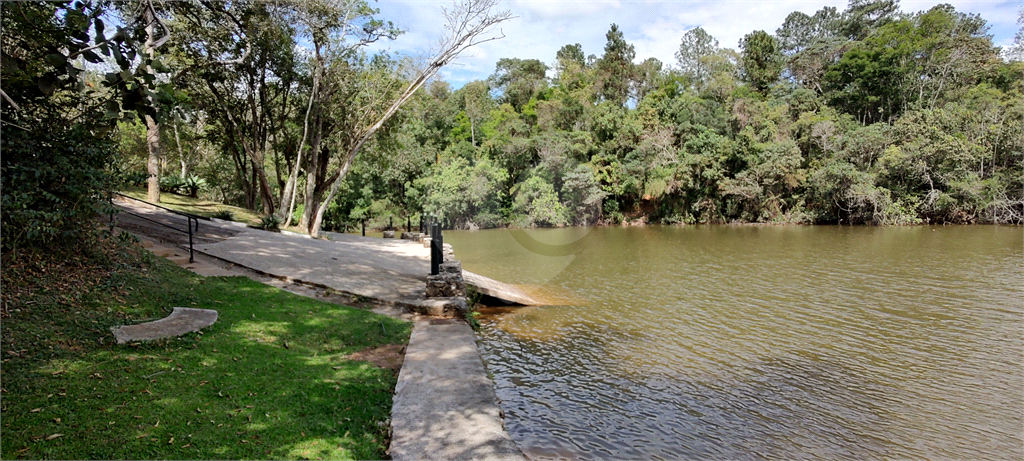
(426, 261), (465, 298)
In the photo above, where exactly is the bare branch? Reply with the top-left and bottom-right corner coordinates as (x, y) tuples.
(308, 0), (513, 236)
(1, 89), (19, 110)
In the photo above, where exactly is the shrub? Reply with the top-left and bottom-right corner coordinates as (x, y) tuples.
(1, 125), (115, 252)
(183, 175), (207, 198)
(159, 175), (186, 194)
(259, 214), (281, 232)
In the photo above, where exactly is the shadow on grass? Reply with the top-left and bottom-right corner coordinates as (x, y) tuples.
(1, 262), (411, 460)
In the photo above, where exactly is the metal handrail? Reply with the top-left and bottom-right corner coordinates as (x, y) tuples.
(109, 192), (202, 263)
(112, 192), (209, 221)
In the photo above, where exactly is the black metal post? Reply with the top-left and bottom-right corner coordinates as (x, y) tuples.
(430, 219), (442, 275)
(362, 219), (366, 236)
(407, 216), (411, 232)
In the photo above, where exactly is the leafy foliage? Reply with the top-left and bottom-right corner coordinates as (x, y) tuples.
(1, 1), (177, 252)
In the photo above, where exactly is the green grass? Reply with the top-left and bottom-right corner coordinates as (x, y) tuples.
(119, 187), (264, 227)
(1, 241), (411, 460)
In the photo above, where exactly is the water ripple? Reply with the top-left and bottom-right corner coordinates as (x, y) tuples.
(459, 226), (1024, 460)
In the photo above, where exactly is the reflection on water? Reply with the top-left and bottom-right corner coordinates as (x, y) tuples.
(447, 225), (1024, 460)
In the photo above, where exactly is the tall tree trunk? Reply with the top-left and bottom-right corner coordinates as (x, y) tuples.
(281, 58), (319, 226)
(172, 117), (188, 178)
(145, 113), (161, 202)
(144, 7), (161, 203)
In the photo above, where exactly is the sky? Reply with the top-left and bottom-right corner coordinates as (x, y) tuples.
(362, 0), (1022, 88)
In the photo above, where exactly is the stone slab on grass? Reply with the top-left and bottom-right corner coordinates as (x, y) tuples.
(113, 307), (218, 344)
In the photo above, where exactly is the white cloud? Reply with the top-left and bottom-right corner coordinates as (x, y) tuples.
(366, 0), (1020, 87)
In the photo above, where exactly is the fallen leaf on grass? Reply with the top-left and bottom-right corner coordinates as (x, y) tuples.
(16, 447), (29, 454)
(240, 440), (249, 444)
(45, 434), (62, 441)
(52, 418), (60, 423)
(332, 366), (343, 370)
(181, 443), (191, 448)
(30, 408), (41, 413)
(168, 437), (174, 444)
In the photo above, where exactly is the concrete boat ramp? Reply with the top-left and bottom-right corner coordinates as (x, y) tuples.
(113, 199), (525, 460)
(194, 224), (537, 310)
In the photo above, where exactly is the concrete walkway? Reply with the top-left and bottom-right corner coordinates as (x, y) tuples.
(391, 320), (525, 461)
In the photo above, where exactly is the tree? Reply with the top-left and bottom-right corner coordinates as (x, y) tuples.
(453, 80), (492, 146)
(777, 12), (815, 55)
(490, 58), (548, 112)
(278, 0), (400, 226)
(111, 1), (173, 203)
(306, 0), (512, 237)
(777, 7), (842, 56)
(1005, 7), (1024, 62)
(596, 24), (635, 107)
(555, 43), (585, 80)
(674, 27), (718, 89)
(633, 57), (663, 101)
(824, 5), (997, 123)
(841, 0), (901, 40)
(171, 0), (302, 214)
(739, 30), (783, 92)
(1, 0), (177, 251)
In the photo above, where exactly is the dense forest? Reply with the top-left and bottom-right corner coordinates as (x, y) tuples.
(3, 1), (1022, 253)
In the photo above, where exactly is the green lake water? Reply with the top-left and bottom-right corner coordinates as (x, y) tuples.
(444, 225), (1023, 460)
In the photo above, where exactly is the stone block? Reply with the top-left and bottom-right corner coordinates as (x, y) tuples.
(440, 260), (462, 274)
(383, 230), (396, 238)
(415, 297), (468, 318)
(425, 272), (465, 298)
(400, 232), (415, 240)
(443, 243), (455, 261)
(422, 237), (432, 248)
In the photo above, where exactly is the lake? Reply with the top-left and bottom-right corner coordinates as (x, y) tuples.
(445, 225), (1023, 460)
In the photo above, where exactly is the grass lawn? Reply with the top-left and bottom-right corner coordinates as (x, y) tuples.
(119, 187), (264, 227)
(1, 236), (411, 460)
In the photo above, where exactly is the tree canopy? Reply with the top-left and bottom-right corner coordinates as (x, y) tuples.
(3, 0), (1021, 252)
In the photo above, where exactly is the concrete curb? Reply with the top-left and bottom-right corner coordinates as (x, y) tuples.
(390, 321), (525, 461)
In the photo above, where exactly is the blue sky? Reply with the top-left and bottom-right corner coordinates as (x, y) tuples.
(363, 0), (1022, 88)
